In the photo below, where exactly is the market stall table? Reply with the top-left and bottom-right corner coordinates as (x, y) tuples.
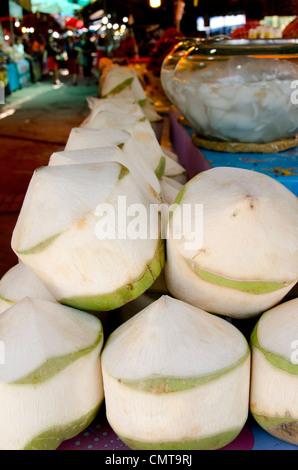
(169, 108), (298, 196)
(57, 107), (298, 452)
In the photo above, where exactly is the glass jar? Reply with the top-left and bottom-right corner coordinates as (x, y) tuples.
(172, 37), (298, 144)
(160, 38), (198, 106)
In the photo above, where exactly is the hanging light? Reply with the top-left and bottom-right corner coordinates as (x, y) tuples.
(149, 0), (161, 8)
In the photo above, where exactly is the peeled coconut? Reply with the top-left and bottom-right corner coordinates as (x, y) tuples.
(0, 262), (55, 313)
(81, 109), (146, 134)
(48, 145), (161, 195)
(11, 162), (165, 311)
(250, 298), (298, 446)
(101, 295), (251, 450)
(78, 111), (166, 178)
(100, 65), (147, 102)
(82, 96), (145, 128)
(100, 65), (162, 123)
(65, 127), (127, 151)
(0, 297), (104, 450)
(83, 95), (162, 128)
(164, 167), (298, 319)
(65, 127), (166, 180)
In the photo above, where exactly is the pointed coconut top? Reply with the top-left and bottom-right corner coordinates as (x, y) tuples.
(86, 96), (144, 117)
(11, 161), (127, 254)
(102, 295), (249, 384)
(64, 127), (165, 179)
(65, 127), (129, 151)
(82, 110), (144, 132)
(49, 146), (125, 167)
(0, 263), (55, 309)
(48, 146), (161, 195)
(171, 167), (298, 283)
(82, 97), (145, 128)
(251, 298), (298, 368)
(101, 65), (146, 102)
(0, 297), (102, 383)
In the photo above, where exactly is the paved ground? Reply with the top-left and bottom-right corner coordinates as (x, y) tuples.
(0, 74), (98, 277)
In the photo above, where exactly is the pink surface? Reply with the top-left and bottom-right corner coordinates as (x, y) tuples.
(58, 409), (256, 451)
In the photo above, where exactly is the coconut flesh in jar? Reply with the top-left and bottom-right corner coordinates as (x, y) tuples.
(172, 56), (298, 143)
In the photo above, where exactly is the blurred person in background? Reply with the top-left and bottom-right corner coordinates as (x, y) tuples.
(44, 35), (61, 85)
(64, 34), (79, 86)
(31, 34), (45, 80)
(76, 32), (96, 85)
(31, 34), (45, 54)
(13, 36), (32, 61)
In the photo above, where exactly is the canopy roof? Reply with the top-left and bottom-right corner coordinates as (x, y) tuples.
(30, 0), (93, 16)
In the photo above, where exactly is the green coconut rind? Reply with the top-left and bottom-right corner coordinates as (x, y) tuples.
(12, 329), (103, 385)
(155, 156), (166, 179)
(0, 295), (14, 306)
(169, 184), (188, 219)
(169, 173), (292, 296)
(16, 233), (63, 256)
(250, 324), (298, 376)
(15, 163), (130, 256)
(191, 266), (286, 295)
(23, 401), (102, 450)
(102, 77), (134, 98)
(251, 413), (298, 446)
(117, 426), (243, 450)
(116, 346), (250, 393)
(60, 239), (165, 311)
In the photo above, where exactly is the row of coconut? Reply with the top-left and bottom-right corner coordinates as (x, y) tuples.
(0, 61), (297, 450)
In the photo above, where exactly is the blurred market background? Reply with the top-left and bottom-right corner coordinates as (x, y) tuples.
(0, 0), (297, 277)
(0, 0), (297, 101)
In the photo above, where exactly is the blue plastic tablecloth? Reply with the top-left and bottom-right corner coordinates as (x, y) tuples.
(169, 109), (298, 197)
(201, 146), (298, 196)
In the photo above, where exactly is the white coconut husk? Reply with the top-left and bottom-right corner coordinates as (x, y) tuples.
(48, 145), (161, 196)
(11, 162), (165, 311)
(250, 298), (298, 446)
(102, 295), (250, 450)
(99, 65), (162, 122)
(0, 297), (104, 450)
(0, 262), (55, 313)
(65, 126), (166, 180)
(164, 167), (298, 318)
